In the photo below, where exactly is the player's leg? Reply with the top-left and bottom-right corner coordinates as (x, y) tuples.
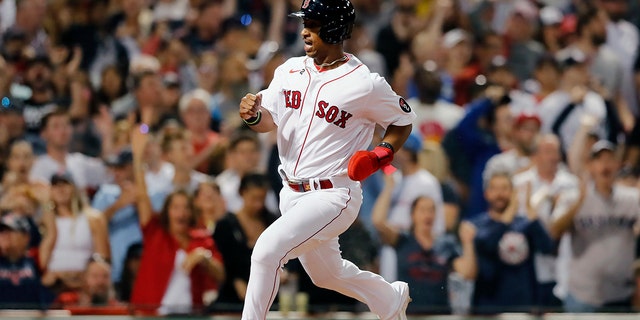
(298, 238), (410, 320)
(241, 186), (362, 320)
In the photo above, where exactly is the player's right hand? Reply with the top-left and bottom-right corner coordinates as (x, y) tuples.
(239, 93), (262, 120)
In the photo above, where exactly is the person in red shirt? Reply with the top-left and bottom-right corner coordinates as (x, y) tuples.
(129, 126), (225, 315)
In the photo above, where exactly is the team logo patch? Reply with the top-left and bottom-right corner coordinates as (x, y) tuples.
(498, 232), (529, 265)
(399, 98), (411, 113)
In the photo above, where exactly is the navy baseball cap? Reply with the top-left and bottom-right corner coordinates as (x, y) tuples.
(51, 172), (75, 185)
(590, 140), (616, 159)
(104, 148), (133, 167)
(0, 212), (31, 233)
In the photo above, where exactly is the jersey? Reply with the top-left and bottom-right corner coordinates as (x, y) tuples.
(259, 54), (416, 180)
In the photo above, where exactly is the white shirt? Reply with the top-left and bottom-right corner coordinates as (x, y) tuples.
(259, 54), (416, 180)
(513, 167), (579, 287)
(29, 153), (108, 190)
(158, 249), (192, 315)
(538, 90), (607, 153)
(408, 98), (464, 140)
(606, 20), (640, 116)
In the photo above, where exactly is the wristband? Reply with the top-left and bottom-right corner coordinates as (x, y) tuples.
(243, 110), (262, 126)
(377, 141), (395, 153)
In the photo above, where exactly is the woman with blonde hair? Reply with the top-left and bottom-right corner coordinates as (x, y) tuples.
(41, 173), (110, 292)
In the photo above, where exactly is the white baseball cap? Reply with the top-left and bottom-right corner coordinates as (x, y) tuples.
(540, 6), (564, 26)
(442, 29), (470, 49)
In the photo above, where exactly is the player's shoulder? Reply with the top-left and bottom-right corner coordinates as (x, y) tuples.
(273, 56), (307, 74)
(614, 185), (640, 203)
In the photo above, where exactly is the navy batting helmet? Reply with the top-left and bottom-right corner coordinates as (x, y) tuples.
(289, 0), (356, 44)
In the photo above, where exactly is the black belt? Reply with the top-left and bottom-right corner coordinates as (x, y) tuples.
(287, 179), (333, 192)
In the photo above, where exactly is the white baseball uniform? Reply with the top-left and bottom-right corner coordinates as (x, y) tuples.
(241, 53), (416, 320)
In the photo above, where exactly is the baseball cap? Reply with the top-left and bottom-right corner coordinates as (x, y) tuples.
(557, 48), (588, 69)
(51, 172), (75, 185)
(402, 132), (424, 154)
(104, 148), (133, 167)
(162, 72), (181, 89)
(540, 6), (564, 26)
(590, 140), (616, 159)
(0, 212), (31, 233)
(514, 112), (542, 128)
(511, 0), (538, 21)
(442, 29), (470, 49)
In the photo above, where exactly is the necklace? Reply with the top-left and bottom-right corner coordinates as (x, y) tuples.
(317, 55), (348, 68)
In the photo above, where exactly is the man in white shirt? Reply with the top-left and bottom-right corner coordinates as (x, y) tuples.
(513, 134), (580, 308)
(29, 109), (108, 193)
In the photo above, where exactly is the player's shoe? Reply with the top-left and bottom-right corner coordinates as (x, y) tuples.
(390, 281), (411, 320)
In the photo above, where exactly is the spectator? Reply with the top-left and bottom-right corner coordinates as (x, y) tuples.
(130, 126), (225, 315)
(179, 88), (224, 174)
(408, 65), (463, 143)
(216, 131), (277, 213)
(181, 0), (227, 56)
(41, 173), (110, 293)
(503, 0), (545, 83)
(539, 50), (607, 156)
(193, 181), (226, 234)
(597, 0), (640, 117)
(95, 66), (129, 108)
(513, 134), (580, 310)
(471, 172), (554, 314)
(19, 55), (58, 147)
(117, 243), (142, 303)
(91, 147), (166, 293)
(160, 129), (210, 194)
(439, 28), (479, 106)
(29, 109), (108, 194)
(0, 212), (54, 310)
(447, 85), (513, 218)
(1, 140), (34, 194)
(56, 255), (121, 308)
(374, 133), (444, 282)
(373, 173), (477, 314)
(211, 173), (278, 312)
(550, 141), (640, 313)
(112, 70), (163, 130)
(376, 0), (424, 78)
(483, 112), (541, 185)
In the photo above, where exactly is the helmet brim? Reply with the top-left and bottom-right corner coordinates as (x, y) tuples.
(288, 11), (305, 18)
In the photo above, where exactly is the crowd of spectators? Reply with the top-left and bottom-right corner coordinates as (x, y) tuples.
(1, 0), (640, 316)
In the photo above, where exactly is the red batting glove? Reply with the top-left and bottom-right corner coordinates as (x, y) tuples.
(348, 145), (394, 181)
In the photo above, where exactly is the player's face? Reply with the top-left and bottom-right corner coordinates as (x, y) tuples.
(301, 19), (326, 59)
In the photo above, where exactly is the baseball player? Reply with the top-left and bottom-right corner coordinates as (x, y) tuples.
(237, 0), (415, 319)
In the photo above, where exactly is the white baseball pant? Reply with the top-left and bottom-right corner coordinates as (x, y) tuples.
(241, 180), (403, 320)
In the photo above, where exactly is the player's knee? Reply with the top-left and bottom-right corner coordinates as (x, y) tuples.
(251, 238), (283, 267)
(307, 271), (339, 289)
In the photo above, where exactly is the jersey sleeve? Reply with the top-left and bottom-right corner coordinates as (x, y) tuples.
(364, 73), (416, 129)
(258, 65), (285, 126)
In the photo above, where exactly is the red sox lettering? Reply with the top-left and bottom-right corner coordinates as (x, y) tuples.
(284, 90), (302, 109)
(315, 100), (353, 128)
